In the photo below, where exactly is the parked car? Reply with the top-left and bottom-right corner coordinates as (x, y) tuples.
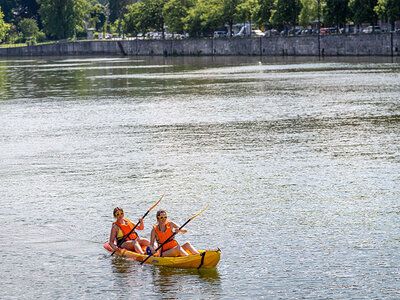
(363, 26), (381, 33)
(270, 29), (280, 36)
(214, 31), (227, 38)
(301, 29), (312, 35)
(319, 28), (329, 34)
(251, 29), (265, 37)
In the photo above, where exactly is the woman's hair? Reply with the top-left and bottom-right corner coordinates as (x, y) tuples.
(113, 207), (123, 217)
(156, 209), (166, 218)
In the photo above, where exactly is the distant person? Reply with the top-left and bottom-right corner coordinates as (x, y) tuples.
(109, 207), (149, 254)
(149, 209), (200, 257)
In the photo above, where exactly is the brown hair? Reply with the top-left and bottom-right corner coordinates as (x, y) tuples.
(113, 207), (123, 217)
(156, 209), (166, 218)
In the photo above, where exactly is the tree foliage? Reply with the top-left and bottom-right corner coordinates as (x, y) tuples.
(38, 0), (90, 39)
(222, 0), (240, 35)
(324, 0), (349, 27)
(253, 0), (274, 27)
(0, 6), (11, 40)
(124, 0), (165, 35)
(270, 0), (303, 29)
(235, 0), (260, 25)
(348, 0), (378, 25)
(299, 0), (320, 27)
(88, 2), (106, 31)
(375, 0), (400, 25)
(18, 18), (39, 41)
(163, 0), (193, 33)
(109, 0), (135, 23)
(185, 0), (224, 37)
(124, 2), (142, 34)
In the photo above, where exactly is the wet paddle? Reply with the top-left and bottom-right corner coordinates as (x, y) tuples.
(140, 204), (209, 265)
(111, 194), (165, 256)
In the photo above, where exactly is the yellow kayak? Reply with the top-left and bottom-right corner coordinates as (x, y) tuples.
(104, 242), (221, 269)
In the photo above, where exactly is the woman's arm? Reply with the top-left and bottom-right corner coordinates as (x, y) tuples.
(109, 224), (118, 251)
(170, 221), (187, 234)
(136, 218), (144, 230)
(149, 228), (157, 252)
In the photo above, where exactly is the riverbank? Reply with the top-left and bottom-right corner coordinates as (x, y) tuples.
(1, 33), (399, 56)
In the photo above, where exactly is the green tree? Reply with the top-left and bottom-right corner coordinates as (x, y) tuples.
(163, 0), (194, 34)
(184, 3), (203, 36)
(38, 0), (90, 39)
(348, 0), (378, 26)
(299, 0), (320, 27)
(324, 0), (349, 29)
(142, 0), (166, 34)
(18, 18), (39, 41)
(185, 0), (223, 37)
(109, 0), (135, 23)
(253, 0), (274, 28)
(0, 6), (11, 40)
(89, 2), (106, 31)
(375, 0), (400, 28)
(222, 0), (240, 36)
(125, 0), (166, 35)
(124, 2), (142, 34)
(270, 0), (303, 29)
(235, 0), (260, 27)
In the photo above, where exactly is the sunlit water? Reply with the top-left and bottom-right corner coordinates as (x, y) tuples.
(0, 56), (399, 299)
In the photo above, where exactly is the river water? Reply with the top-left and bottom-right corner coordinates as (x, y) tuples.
(0, 55), (399, 299)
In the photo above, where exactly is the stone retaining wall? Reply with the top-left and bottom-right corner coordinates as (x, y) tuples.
(1, 33), (399, 56)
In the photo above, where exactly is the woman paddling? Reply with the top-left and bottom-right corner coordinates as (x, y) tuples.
(109, 207), (149, 254)
(149, 209), (199, 257)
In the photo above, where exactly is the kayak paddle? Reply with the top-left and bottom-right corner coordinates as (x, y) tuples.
(111, 194), (165, 256)
(140, 204), (209, 265)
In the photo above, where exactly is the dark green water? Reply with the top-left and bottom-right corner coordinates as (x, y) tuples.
(0, 56), (399, 299)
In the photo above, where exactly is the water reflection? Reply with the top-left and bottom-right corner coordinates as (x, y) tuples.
(110, 257), (138, 275)
(150, 266), (222, 298)
(109, 255), (222, 298)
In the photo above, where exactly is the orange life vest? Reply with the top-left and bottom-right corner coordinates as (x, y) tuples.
(153, 221), (178, 252)
(114, 219), (138, 242)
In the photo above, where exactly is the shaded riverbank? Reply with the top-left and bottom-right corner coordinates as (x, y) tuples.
(1, 33), (400, 57)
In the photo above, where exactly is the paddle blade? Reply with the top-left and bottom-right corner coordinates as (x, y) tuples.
(150, 194), (165, 211)
(190, 204), (209, 221)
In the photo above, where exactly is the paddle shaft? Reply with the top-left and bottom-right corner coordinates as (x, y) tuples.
(140, 218), (192, 264)
(111, 194), (164, 256)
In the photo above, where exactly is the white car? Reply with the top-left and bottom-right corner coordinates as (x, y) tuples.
(363, 26), (381, 33)
(252, 30), (265, 37)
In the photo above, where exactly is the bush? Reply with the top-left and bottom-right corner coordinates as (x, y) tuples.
(36, 31), (46, 42)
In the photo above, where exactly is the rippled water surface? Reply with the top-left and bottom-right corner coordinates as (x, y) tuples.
(0, 56), (399, 299)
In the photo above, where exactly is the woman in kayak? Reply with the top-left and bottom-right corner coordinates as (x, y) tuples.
(149, 209), (200, 257)
(109, 207), (149, 254)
